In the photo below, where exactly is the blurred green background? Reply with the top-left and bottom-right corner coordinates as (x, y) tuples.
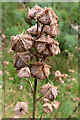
(1, 2), (78, 118)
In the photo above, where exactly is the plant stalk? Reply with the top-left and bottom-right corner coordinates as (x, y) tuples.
(33, 78), (37, 119)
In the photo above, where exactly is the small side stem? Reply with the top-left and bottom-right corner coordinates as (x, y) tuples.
(33, 78), (37, 119)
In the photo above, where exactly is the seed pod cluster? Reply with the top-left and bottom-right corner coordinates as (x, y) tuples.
(11, 5), (60, 80)
(11, 5), (60, 115)
(40, 82), (58, 113)
(40, 82), (58, 101)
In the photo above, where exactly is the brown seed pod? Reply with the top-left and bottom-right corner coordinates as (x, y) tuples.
(35, 36), (60, 56)
(18, 67), (31, 78)
(43, 24), (59, 38)
(43, 103), (52, 113)
(30, 62), (51, 79)
(11, 32), (34, 52)
(14, 101), (28, 116)
(27, 24), (42, 36)
(13, 52), (32, 69)
(27, 5), (44, 20)
(40, 82), (58, 101)
(37, 7), (58, 25)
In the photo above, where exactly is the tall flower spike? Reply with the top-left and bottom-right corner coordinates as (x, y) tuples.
(43, 103), (53, 113)
(13, 52), (32, 69)
(14, 101), (28, 116)
(18, 67), (31, 78)
(11, 32), (34, 52)
(35, 35), (60, 56)
(40, 82), (58, 101)
(30, 62), (51, 79)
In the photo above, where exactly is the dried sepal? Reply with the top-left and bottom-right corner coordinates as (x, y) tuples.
(27, 5), (44, 20)
(11, 32), (34, 52)
(13, 52), (32, 69)
(43, 24), (59, 38)
(35, 36), (60, 56)
(14, 101), (28, 116)
(18, 67), (31, 78)
(30, 62), (51, 79)
(43, 103), (52, 113)
(40, 82), (58, 101)
(37, 7), (58, 25)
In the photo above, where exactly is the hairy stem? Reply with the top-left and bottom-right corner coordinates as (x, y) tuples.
(33, 78), (37, 119)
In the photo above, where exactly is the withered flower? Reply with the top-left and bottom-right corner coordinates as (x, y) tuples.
(35, 35), (60, 56)
(27, 5), (44, 20)
(30, 62), (51, 79)
(11, 32), (34, 52)
(43, 103), (52, 113)
(37, 7), (58, 25)
(18, 67), (31, 78)
(13, 52), (32, 69)
(40, 82), (58, 101)
(14, 101), (28, 116)
(43, 24), (59, 38)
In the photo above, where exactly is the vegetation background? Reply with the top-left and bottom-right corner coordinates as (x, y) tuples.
(1, 2), (79, 118)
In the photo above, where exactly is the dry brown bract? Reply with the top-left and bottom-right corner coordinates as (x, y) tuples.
(30, 62), (51, 79)
(13, 52), (32, 69)
(40, 82), (58, 101)
(14, 101), (28, 116)
(43, 103), (52, 113)
(43, 24), (59, 38)
(27, 24), (42, 36)
(35, 35), (60, 56)
(37, 7), (58, 25)
(11, 32), (34, 52)
(27, 5), (44, 20)
(18, 67), (31, 78)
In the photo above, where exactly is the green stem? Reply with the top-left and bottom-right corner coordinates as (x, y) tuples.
(33, 78), (37, 119)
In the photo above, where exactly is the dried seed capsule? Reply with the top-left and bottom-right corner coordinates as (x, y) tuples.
(14, 101), (28, 116)
(30, 62), (51, 79)
(11, 32), (34, 52)
(13, 52), (32, 69)
(43, 103), (52, 113)
(37, 7), (58, 25)
(18, 67), (31, 78)
(40, 82), (58, 101)
(27, 24), (42, 36)
(27, 5), (44, 20)
(35, 36), (60, 56)
(43, 24), (59, 38)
